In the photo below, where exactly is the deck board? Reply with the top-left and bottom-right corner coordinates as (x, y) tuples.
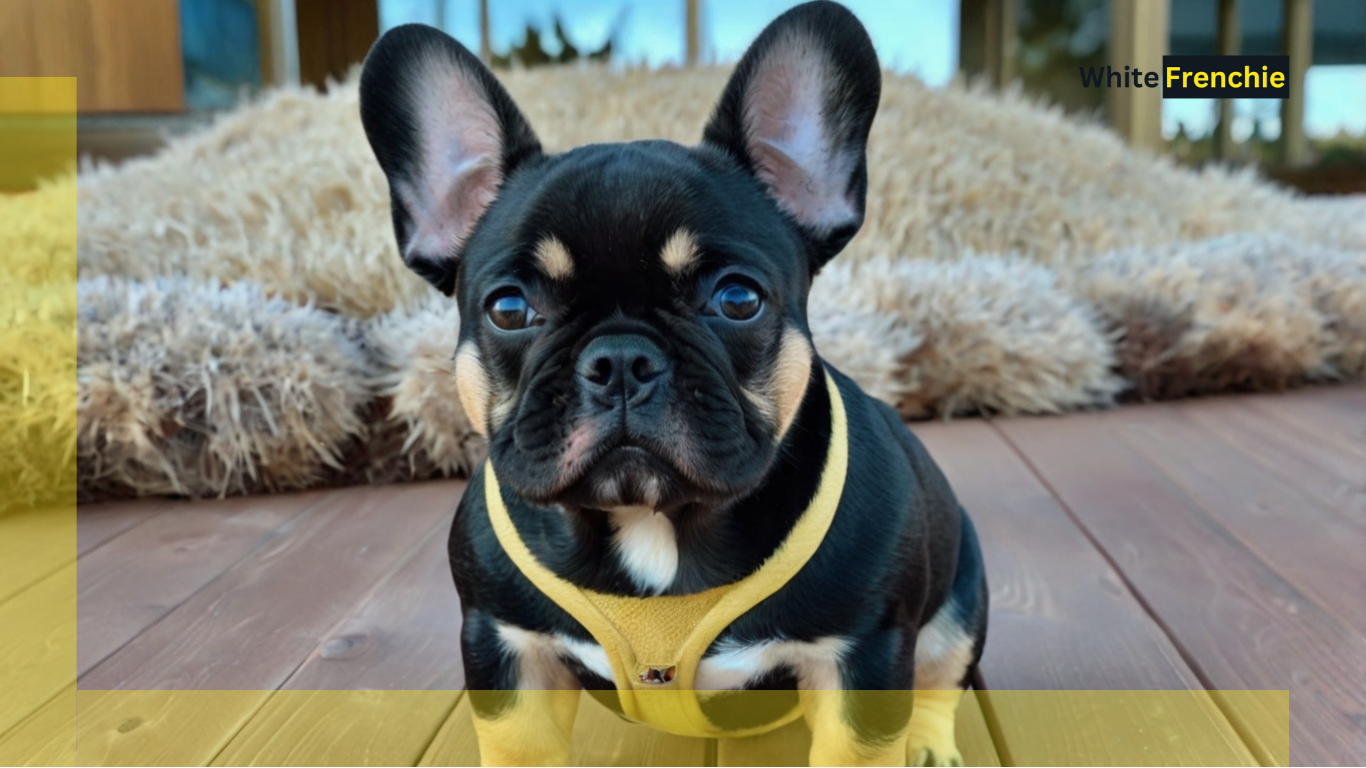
(0, 509), (75, 606)
(77, 491), (325, 676)
(79, 481), (459, 690)
(0, 564), (76, 740)
(995, 409), (1361, 766)
(713, 689), (1002, 767)
(74, 690), (268, 767)
(211, 690), (463, 767)
(1182, 398), (1366, 527)
(1110, 405), (1366, 637)
(280, 505), (465, 691)
(912, 420), (1258, 767)
(420, 692), (710, 767)
(76, 498), (168, 557)
(1248, 387), (1366, 458)
(40, 383), (1365, 765)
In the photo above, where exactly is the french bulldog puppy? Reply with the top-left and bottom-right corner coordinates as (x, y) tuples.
(360, 2), (987, 765)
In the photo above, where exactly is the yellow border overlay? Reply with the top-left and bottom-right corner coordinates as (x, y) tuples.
(0, 76), (1288, 767)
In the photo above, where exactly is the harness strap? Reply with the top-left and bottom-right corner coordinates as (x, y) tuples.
(485, 368), (848, 738)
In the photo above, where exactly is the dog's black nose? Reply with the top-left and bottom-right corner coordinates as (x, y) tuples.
(577, 335), (670, 407)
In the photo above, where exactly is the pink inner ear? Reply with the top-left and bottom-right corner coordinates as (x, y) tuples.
(742, 35), (859, 236)
(398, 60), (505, 263)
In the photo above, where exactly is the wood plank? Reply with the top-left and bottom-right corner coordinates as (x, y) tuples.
(77, 491), (326, 677)
(74, 690), (268, 767)
(0, 509), (74, 606)
(976, 689), (1257, 767)
(281, 503), (465, 690)
(1182, 397), (1366, 528)
(207, 498), (466, 765)
(714, 689), (1001, 767)
(80, 481), (462, 691)
(955, 688), (1001, 768)
(420, 692), (709, 767)
(0, 564), (77, 739)
(0, 685), (75, 767)
(77, 499), (168, 556)
(911, 420), (1256, 766)
(210, 690), (462, 767)
(1107, 404), (1366, 637)
(1250, 385), (1366, 460)
(997, 412), (1359, 766)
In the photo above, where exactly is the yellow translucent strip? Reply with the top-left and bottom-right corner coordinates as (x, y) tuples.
(0, 76), (78, 768)
(0, 688), (1288, 766)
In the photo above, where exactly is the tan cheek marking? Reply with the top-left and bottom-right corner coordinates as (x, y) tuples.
(770, 328), (814, 441)
(534, 235), (574, 281)
(744, 328), (813, 442)
(660, 228), (700, 275)
(454, 343), (491, 436)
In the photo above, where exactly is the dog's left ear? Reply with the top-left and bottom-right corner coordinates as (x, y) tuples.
(702, 1), (880, 271)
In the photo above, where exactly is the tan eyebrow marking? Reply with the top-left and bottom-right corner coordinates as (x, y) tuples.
(660, 229), (700, 275)
(534, 236), (574, 280)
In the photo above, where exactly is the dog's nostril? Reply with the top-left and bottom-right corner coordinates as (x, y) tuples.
(631, 355), (662, 383)
(588, 357), (614, 386)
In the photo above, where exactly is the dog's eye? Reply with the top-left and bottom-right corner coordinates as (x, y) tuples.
(487, 290), (542, 331)
(711, 281), (763, 321)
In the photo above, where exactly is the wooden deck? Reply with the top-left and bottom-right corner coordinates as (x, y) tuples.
(9, 384), (1366, 765)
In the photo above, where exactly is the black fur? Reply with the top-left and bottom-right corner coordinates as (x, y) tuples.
(361, 0), (988, 744)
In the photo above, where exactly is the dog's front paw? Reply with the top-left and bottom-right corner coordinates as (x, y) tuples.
(909, 745), (963, 767)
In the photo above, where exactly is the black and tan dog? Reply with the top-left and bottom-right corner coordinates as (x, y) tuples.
(360, 3), (987, 765)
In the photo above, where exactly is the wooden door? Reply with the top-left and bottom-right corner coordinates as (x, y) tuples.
(0, 0), (185, 112)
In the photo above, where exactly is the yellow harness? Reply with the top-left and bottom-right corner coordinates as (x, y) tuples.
(483, 369), (849, 738)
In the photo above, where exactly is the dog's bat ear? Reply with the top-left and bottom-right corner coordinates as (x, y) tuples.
(360, 25), (541, 295)
(702, 1), (880, 272)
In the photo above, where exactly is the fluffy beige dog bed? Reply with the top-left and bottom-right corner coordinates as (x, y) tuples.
(74, 65), (1366, 502)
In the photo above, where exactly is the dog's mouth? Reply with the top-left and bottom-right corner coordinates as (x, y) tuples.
(553, 435), (694, 512)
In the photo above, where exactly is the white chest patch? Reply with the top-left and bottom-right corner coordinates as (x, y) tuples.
(608, 506), (679, 595)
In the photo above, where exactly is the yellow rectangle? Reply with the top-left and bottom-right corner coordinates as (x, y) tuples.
(6, 689), (1286, 766)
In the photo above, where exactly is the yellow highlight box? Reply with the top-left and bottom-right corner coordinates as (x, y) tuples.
(0, 688), (1289, 766)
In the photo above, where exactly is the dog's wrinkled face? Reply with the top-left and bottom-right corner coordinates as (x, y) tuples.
(453, 143), (819, 510)
(360, 1), (879, 512)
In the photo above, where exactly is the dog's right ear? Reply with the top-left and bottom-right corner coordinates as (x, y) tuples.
(360, 25), (541, 295)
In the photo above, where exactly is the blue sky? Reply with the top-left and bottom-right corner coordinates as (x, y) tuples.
(379, 0), (1364, 140)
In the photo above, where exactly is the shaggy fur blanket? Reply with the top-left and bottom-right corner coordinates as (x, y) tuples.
(66, 65), (1365, 505)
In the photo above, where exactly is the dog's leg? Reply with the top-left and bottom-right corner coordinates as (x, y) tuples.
(464, 613), (582, 767)
(906, 518), (989, 768)
(803, 688), (913, 766)
(904, 608), (970, 768)
(801, 630), (916, 767)
(470, 689), (581, 767)
(905, 689), (963, 767)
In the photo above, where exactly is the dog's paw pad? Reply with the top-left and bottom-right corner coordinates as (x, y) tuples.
(911, 747), (964, 767)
